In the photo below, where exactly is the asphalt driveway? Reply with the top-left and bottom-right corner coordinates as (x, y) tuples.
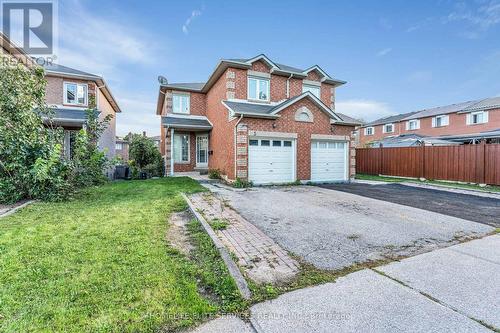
(206, 184), (494, 270)
(319, 183), (500, 227)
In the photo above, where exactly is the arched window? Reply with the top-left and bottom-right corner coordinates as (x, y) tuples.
(295, 107), (313, 122)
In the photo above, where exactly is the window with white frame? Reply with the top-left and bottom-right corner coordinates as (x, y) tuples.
(383, 123), (394, 133)
(173, 134), (190, 163)
(467, 111), (488, 125)
(115, 143), (123, 150)
(407, 119), (420, 130)
(364, 127), (374, 135)
(433, 115), (449, 127)
(64, 82), (88, 106)
(172, 93), (190, 114)
(247, 77), (270, 101)
(302, 84), (320, 98)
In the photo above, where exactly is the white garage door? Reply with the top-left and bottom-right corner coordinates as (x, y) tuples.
(311, 140), (348, 182)
(248, 137), (295, 184)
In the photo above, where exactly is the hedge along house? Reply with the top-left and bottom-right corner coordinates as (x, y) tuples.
(156, 54), (361, 184)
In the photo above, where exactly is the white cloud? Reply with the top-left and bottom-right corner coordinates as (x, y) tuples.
(336, 99), (395, 122)
(376, 48), (392, 57)
(182, 9), (202, 35)
(407, 70), (433, 83)
(446, 0), (500, 37)
(56, 0), (160, 80)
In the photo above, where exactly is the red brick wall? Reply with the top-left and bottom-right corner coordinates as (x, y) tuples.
(45, 76), (96, 107)
(232, 65), (334, 105)
(173, 132), (197, 172)
(206, 68), (237, 179)
(241, 98), (355, 180)
(306, 70), (321, 82)
(251, 60), (271, 73)
(359, 108), (500, 145)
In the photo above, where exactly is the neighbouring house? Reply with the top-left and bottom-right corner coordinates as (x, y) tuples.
(156, 54), (362, 184)
(115, 136), (130, 162)
(42, 63), (121, 164)
(2, 32), (121, 176)
(359, 97), (500, 147)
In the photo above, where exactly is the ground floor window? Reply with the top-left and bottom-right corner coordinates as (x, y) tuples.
(173, 134), (190, 163)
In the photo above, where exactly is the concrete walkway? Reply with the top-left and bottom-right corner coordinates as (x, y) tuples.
(191, 234), (500, 332)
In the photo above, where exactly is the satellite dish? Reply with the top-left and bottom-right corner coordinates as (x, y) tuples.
(158, 75), (168, 85)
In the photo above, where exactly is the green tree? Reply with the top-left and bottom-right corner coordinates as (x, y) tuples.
(128, 134), (163, 177)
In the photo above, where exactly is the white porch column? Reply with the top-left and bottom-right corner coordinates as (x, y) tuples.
(170, 128), (175, 176)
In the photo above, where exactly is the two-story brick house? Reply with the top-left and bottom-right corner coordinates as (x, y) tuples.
(156, 54), (361, 184)
(42, 63), (122, 162)
(359, 97), (500, 146)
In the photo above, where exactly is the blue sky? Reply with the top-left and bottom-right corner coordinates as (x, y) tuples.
(51, 0), (500, 136)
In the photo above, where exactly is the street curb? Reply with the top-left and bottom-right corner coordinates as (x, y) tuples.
(181, 193), (252, 300)
(0, 200), (36, 218)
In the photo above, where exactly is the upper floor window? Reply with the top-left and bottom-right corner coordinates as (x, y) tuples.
(115, 143), (123, 150)
(248, 77), (269, 101)
(64, 82), (88, 106)
(172, 93), (190, 114)
(364, 127), (374, 136)
(432, 115), (449, 127)
(407, 119), (420, 130)
(302, 84), (320, 98)
(383, 123), (394, 133)
(467, 111), (488, 125)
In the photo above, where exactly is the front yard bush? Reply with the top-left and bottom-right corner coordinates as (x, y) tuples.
(128, 134), (163, 178)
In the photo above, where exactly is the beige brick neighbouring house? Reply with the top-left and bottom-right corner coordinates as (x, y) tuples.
(156, 54), (361, 184)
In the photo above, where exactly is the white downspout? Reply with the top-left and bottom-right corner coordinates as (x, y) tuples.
(286, 73), (293, 98)
(170, 127), (175, 176)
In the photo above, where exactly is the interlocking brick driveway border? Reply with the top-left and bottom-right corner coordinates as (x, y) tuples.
(188, 192), (299, 285)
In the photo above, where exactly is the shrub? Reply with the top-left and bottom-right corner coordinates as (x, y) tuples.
(233, 178), (252, 188)
(208, 169), (221, 179)
(128, 134), (163, 178)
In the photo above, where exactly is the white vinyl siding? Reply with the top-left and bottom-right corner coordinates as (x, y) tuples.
(64, 82), (88, 106)
(432, 115), (449, 127)
(172, 93), (190, 114)
(406, 119), (420, 130)
(173, 134), (190, 163)
(466, 111), (488, 125)
(383, 123), (395, 133)
(247, 77), (270, 102)
(302, 84), (321, 98)
(364, 127), (374, 136)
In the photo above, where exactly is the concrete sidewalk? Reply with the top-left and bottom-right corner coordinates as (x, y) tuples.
(191, 234), (500, 332)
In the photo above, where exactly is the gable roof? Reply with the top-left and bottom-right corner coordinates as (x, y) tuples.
(363, 111), (418, 127)
(222, 91), (343, 121)
(336, 113), (363, 126)
(157, 54), (346, 114)
(42, 62), (122, 113)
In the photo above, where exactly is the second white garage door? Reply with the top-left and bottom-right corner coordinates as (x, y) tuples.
(248, 137), (295, 185)
(311, 140), (348, 182)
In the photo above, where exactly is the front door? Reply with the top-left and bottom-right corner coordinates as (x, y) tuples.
(196, 134), (208, 167)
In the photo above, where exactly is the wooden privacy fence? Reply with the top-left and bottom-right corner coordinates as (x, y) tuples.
(356, 143), (500, 186)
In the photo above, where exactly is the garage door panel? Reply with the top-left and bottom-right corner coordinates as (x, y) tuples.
(249, 138), (295, 184)
(311, 140), (347, 182)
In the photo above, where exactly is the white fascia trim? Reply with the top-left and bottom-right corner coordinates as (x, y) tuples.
(166, 113), (209, 120)
(245, 54), (278, 70)
(166, 124), (212, 129)
(271, 91), (340, 120)
(225, 98), (281, 106)
(303, 65), (330, 79)
(45, 70), (101, 81)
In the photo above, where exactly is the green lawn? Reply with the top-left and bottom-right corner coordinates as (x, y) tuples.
(0, 178), (244, 332)
(355, 174), (500, 193)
